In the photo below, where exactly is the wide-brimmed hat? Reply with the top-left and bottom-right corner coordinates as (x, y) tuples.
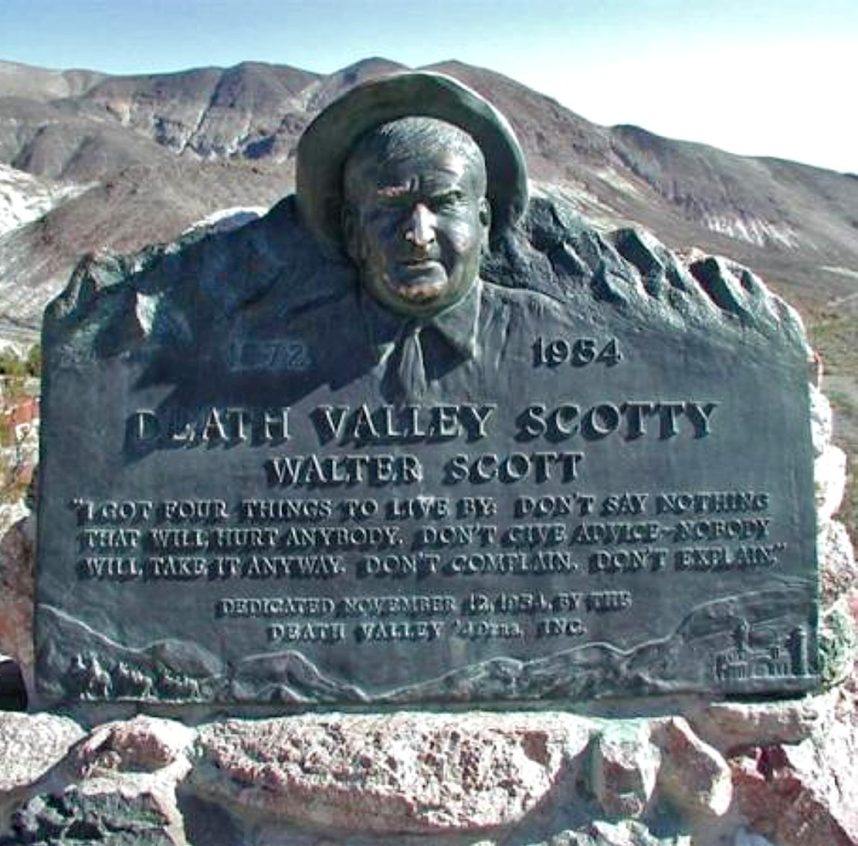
(296, 72), (529, 247)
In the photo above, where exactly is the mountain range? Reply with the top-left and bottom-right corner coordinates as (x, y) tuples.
(0, 55), (856, 542)
(0, 57), (855, 354)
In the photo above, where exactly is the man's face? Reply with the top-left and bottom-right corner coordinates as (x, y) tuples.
(343, 146), (490, 317)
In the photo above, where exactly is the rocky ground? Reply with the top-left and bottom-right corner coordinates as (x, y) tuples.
(0, 693), (855, 846)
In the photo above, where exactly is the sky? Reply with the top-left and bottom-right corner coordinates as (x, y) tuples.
(1, 0), (856, 173)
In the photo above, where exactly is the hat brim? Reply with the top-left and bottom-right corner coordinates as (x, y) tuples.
(296, 72), (529, 247)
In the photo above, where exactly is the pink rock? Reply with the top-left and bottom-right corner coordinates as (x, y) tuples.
(730, 689), (858, 846)
(0, 513), (35, 684)
(820, 519), (858, 604)
(74, 715), (195, 777)
(3, 714), (193, 843)
(0, 712), (83, 793)
(591, 723), (659, 818)
(688, 691), (836, 753)
(194, 711), (595, 834)
(652, 717), (731, 818)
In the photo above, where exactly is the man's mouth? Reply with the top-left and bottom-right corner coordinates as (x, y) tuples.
(399, 258), (441, 270)
(392, 279), (446, 301)
(389, 256), (447, 300)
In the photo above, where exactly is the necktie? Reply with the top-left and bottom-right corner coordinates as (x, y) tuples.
(395, 322), (427, 401)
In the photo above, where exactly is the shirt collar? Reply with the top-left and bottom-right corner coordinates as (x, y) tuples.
(359, 278), (482, 362)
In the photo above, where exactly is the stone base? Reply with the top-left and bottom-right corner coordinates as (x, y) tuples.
(1, 687), (856, 845)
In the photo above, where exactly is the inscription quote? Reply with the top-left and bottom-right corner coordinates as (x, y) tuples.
(64, 398), (789, 659)
(74, 486), (780, 648)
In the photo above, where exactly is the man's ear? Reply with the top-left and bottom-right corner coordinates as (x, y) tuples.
(479, 198), (491, 248)
(341, 202), (361, 264)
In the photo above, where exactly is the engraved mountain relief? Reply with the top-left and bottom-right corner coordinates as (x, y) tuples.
(38, 582), (814, 705)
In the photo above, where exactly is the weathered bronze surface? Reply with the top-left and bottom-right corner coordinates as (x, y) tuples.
(35, 73), (819, 706)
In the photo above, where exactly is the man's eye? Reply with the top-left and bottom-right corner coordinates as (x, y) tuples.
(435, 192), (463, 209)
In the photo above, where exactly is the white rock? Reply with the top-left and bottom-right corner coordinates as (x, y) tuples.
(0, 712), (84, 792)
(808, 384), (833, 457)
(652, 717), (732, 818)
(815, 443), (847, 524)
(689, 690), (837, 753)
(0, 163), (86, 238)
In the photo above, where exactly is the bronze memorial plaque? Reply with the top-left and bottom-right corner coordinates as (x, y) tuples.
(36, 73), (819, 706)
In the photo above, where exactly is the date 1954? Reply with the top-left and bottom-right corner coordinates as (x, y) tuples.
(533, 337), (622, 368)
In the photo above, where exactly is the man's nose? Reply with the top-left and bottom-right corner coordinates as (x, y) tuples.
(403, 203), (437, 247)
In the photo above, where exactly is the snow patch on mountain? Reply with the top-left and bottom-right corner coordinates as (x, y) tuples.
(0, 164), (87, 237)
(594, 167), (643, 197)
(702, 213), (800, 249)
(541, 182), (623, 232)
(0, 221), (68, 335)
(821, 265), (858, 281)
(181, 206), (268, 237)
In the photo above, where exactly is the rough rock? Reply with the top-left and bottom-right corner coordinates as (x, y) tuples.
(0, 712), (83, 793)
(819, 597), (858, 687)
(688, 690), (837, 753)
(72, 715), (195, 778)
(809, 383), (833, 457)
(548, 820), (691, 845)
(0, 712), (84, 837)
(815, 443), (847, 526)
(590, 722), (659, 818)
(652, 718), (732, 818)
(5, 782), (183, 846)
(1, 716), (194, 845)
(0, 705), (856, 844)
(820, 519), (858, 603)
(0, 511), (35, 687)
(192, 712), (594, 834)
(730, 688), (858, 846)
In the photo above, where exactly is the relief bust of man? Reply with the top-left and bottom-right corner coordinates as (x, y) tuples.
(340, 116), (491, 317)
(278, 72), (552, 402)
(296, 71), (529, 306)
